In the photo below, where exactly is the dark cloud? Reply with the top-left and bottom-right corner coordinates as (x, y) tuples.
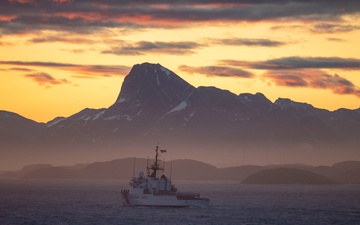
(263, 70), (360, 97)
(25, 72), (70, 87)
(1, 0), (359, 35)
(0, 60), (76, 68)
(0, 67), (35, 72)
(218, 57), (360, 97)
(71, 75), (97, 79)
(271, 23), (360, 34)
(127, 1), (360, 23)
(102, 41), (204, 55)
(213, 38), (286, 47)
(0, 15), (126, 35)
(220, 57), (360, 70)
(22, 35), (288, 55)
(102, 38), (286, 56)
(9, 67), (35, 72)
(28, 36), (96, 45)
(63, 48), (87, 54)
(8, 0), (36, 3)
(271, 25), (304, 31)
(178, 65), (253, 78)
(327, 38), (347, 42)
(0, 60), (131, 77)
(52, 0), (73, 3)
(311, 23), (360, 33)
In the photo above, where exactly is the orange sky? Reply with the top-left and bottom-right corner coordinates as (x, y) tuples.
(1, 0), (360, 122)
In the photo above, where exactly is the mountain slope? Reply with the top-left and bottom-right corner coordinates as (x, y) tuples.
(242, 168), (338, 185)
(6, 158), (359, 183)
(0, 110), (46, 141)
(40, 63), (360, 144)
(1, 62), (360, 169)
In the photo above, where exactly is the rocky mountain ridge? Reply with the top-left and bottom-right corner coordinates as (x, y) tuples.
(2, 159), (360, 184)
(1, 62), (359, 169)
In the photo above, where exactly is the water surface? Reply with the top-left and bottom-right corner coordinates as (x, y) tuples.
(1, 179), (359, 224)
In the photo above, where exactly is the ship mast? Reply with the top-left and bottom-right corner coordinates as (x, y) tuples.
(147, 145), (166, 178)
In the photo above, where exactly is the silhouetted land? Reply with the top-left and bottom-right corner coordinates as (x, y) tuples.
(241, 168), (337, 185)
(1, 159), (359, 184)
(1, 63), (360, 170)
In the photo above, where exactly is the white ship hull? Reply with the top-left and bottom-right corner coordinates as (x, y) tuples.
(121, 146), (209, 208)
(121, 191), (209, 208)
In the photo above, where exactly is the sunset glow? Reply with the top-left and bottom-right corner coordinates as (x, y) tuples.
(1, 0), (360, 122)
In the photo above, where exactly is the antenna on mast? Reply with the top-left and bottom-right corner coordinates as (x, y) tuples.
(132, 157), (136, 177)
(147, 145), (167, 178)
(170, 157), (173, 179)
(163, 157), (165, 175)
(146, 156), (149, 177)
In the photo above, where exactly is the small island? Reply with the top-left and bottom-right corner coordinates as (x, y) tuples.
(242, 168), (338, 185)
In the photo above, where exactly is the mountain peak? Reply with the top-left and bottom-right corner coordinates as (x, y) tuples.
(274, 98), (313, 109)
(114, 63), (195, 108)
(123, 62), (171, 81)
(130, 62), (167, 76)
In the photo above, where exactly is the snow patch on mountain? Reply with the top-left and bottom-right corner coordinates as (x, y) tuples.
(79, 115), (90, 120)
(104, 115), (121, 120)
(275, 98), (313, 109)
(117, 97), (127, 103)
(244, 96), (252, 101)
(156, 74), (160, 86)
(93, 110), (105, 121)
(46, 117), (65, 127)
(160, 66), (171, 77)
(137, 109), (143, 116)
(168, 101), (187, 114)
(104, 115), (133, 121)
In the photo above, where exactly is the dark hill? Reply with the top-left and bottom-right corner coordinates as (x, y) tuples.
(242, 168), (338, 185)
(330, 161), (360, 184)
(1, 164), (53, 178)
(299, 161), (360, 184)
(331, 161), (360, 171)
(76, 158), (148, 179)
(331, 169), (360, 184)
(4, 158), (359, 184)
(219, 165), (265, 181)
(19, 158), (221, 180)
(0, 110), (46, 140)
(169, 159), (220, 180)
(1, 63), (360, 169)
(22, 167), (79, 179)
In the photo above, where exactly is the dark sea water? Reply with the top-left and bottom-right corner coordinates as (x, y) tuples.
(0, 179), (359, 225)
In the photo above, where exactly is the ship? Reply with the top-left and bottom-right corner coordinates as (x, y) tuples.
(121, 146), (210, 207)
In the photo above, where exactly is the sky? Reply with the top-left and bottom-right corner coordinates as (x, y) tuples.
(1, 0), (360, 123)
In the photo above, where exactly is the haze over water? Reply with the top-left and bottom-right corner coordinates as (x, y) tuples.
(1, 179), (359, 225)
(1, 1), (360, 223)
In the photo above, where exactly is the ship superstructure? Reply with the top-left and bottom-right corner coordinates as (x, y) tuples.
(121, 146), (209, 207)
